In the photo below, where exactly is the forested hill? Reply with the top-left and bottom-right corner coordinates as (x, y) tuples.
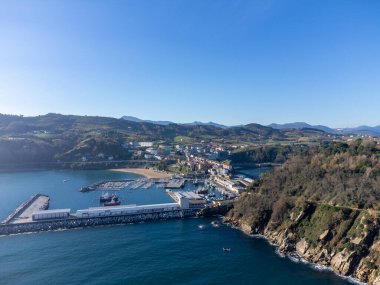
(0, 113), (324, 141)
(0, 113), (333, 167)
(236, 140), (380, 212)
(227, 140), (380, 284)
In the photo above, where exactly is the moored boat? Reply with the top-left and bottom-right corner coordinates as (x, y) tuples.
(195, 187), (208, 195)
(100, 193), (118, 202)
(104, 198), (121, 206)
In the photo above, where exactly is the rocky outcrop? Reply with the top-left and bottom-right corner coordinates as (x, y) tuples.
(225, 202), (380, 284)
(330, 249), (358, 275)
(197, 203), (233, 217)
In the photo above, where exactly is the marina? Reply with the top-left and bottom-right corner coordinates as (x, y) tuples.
(0, 193), (197, 235)
(0, 182), (202, 235)
(0, 167), (250, 237)
(165, 179), (186, 189)
(80, 178), (186, 192)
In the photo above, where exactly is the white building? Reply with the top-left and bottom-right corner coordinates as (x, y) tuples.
(139, 142), (154, 147)
(32, 209), (71, 221)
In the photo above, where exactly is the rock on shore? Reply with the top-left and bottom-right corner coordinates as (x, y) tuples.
(225, 202), (380, 284)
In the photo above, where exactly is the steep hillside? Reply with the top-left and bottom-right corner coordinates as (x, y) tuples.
(0, 113), (335, 167)
(226, 139), (380, 284)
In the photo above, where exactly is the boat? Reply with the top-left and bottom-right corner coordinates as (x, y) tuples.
(223, 247), (231, 252)
(100, 193), (118, 202)
(104, 198), (121, 206)
(195, 187), (208, 195)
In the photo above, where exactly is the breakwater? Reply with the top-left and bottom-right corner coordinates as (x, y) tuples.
(0, 209), (197, 236)
(1, 194), (49, 224)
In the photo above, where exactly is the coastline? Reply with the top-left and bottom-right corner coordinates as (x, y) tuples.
(223, 219), (368, 285)
(110, 168), (173, 179)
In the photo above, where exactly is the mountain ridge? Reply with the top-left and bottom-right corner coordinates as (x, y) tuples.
(121, 115), (380, 137)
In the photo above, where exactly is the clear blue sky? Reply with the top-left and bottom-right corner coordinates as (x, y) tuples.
(0, 0), (379, 127)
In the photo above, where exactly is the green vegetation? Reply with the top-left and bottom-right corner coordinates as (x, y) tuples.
(298, 205), (357, 248)
(0, 113), (336, 169)
(228, 139), (380, 234)
(230, 144), (306, 164)
(227, 139), (380, 281)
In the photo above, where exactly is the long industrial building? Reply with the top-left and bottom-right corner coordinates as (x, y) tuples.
(32, 209), (71, 221)
(29, 194), (192, 221)
(75, 203), (181, 218)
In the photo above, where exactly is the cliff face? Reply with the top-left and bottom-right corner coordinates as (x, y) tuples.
(225, 202), (380, 284)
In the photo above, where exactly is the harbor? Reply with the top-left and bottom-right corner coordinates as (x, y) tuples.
(0, 182), (203, 235)
(0, 189), (198, 235)
(0, 170), (246, 236)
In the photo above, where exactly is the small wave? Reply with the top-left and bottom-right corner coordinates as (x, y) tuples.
(225, 222), (368, 284)
(0, 231), (37, 238)
(342, 277), (366, 285)
(198, 224), (206, 229)
(275, 248), (285, 258)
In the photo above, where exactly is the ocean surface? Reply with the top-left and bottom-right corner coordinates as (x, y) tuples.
(0, 170), (354, 285)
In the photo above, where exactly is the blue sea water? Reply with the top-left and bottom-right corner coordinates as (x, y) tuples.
(0, 170), (354, 285)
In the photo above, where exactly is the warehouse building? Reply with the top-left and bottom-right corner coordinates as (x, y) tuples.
(32, 209), (71, 221)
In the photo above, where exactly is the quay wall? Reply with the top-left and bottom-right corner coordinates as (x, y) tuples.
(1, 194), (49, 225)
(0, 209), (197, 236)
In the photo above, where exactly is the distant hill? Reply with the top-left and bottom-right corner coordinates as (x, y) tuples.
(269, 122), (336, 133)
(121, 116), (174, 126)
(269, 122), (380, 137)
(122, 115), (228, 129)
(183, 121), (228, 129)
(0, 113), (336, 168)
(121, 118), (380, 137)
(338, 125), (380, 136)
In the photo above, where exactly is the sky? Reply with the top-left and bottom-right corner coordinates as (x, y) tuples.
(0, 0), (379, 127)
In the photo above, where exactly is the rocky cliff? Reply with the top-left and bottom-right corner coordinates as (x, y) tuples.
(225, 202), (380, 284)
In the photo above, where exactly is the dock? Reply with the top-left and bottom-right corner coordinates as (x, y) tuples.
(0, 209), (197, 236)
(166, 179), (185, 189)
(80, 179), (135, 192)
(80, 178), (187, 192)
(2, 194), (50, 224)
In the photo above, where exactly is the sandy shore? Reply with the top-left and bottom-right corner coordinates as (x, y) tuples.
(111, 168), (173, 179)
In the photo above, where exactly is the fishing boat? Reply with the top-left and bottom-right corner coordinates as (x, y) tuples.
(104, 198), (121, 206)
(195, 187), (208, 195)
(100, 193), (118, 202)
(223, 248), (231, 252)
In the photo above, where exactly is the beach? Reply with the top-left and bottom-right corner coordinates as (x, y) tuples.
(111, 168), (173, 179)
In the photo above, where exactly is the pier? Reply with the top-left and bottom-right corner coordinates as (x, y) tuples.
(80, 179), (135, 192)
(1, 194), (49, 225)
(80, 178), (187, 192)
(166, 179), (185, 189)
(0, 190), (200, 236)
(0, 209), (197, 236)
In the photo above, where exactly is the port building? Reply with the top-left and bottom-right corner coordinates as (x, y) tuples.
(32, 209), (71, 221)
(75, 203), (181, 218)
(166, 190), (207, 209)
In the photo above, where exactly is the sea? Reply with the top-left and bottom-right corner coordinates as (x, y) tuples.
(0, 169), (355, 285)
